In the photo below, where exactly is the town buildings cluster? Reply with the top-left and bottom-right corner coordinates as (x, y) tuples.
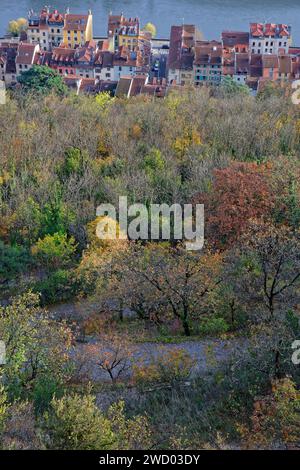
(1, 6), (300, 97)
(168, 23), (299, 92)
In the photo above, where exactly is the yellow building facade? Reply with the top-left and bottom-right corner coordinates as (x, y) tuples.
(63, 13), (93, 48)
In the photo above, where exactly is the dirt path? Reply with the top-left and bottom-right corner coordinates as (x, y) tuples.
(74, 337), (243, 383)
(48, 300), (244, 383)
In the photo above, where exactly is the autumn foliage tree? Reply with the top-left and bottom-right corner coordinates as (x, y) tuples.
(228, 221), (300, 321)
(193, 162), (275, 248)
(104, 243), (222, 336)
(239, 378), (300, 449)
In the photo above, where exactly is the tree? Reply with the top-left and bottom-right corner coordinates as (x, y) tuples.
(106, 244), (222, 336)
(143, 23), (157, 38)
(226, 221), (300, 378)
(18, 66), (68, 95)
(31, 232), (77, 271)
(8, 18), (28, 37)
(228, 221), (300, 320)
(219, 76), (250, 96)
(87, 333), (134, 383)
(193, 162), (275, 248)
(0, 292), (73, 397)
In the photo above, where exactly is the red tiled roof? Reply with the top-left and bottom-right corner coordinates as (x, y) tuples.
(16, 43), (38, 65)
(250, 23), (291, 38)
(168, 25), (196, 70)
(222, 31), (249, 47)
(64, 14), (90, 32)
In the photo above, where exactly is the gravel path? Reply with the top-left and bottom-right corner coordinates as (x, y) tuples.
(48, 300), (244, 383)
(73, 337), (242, 383)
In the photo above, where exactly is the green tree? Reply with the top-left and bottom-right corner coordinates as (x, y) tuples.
(31, 233), (77, 271)
(219, 76), (250, 96)
(18, 66), (67, 95)
(0, 292), (73, 399)
(0, 241), (31, 285)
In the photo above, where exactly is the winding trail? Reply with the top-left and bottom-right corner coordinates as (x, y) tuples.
(48, 300), (244, 383)
(73, 337), (243, 383)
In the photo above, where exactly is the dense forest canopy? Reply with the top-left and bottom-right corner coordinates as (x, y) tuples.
(1, 84), (300, 450)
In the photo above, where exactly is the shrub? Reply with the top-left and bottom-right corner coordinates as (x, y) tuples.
(32, 269), (77, 305)
(0, 241), (31, 284)
(32, 375), (65, 415)
(108, 401), (152, 450)
(44, 393), (114, 450)
(44, 394), (152, 450)
(198, 317), (229, 337)
(0, 386), (8, 439)
(133, 347), (195, 386)
(239, 378), (300, 449)
(1, 401), (41, 450)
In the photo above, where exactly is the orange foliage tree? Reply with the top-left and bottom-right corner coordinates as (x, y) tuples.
(193, 162), (275, 248)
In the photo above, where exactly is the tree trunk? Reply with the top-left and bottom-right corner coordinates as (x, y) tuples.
(118, 299), (124, 322)
(274, 349), (281, 379)
(182, 304), (191, 336)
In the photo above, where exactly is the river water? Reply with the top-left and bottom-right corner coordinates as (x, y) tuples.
(1, 0), (300, 44)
